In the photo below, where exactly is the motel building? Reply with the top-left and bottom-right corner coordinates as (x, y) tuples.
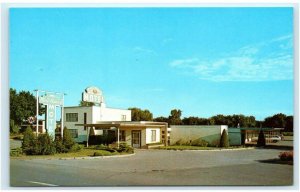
(63, 86), (168, 149)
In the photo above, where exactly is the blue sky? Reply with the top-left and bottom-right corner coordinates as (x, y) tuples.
(10, 7), (294, 120)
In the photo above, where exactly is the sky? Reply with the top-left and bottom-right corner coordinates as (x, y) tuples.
(9, 7), (294, 120)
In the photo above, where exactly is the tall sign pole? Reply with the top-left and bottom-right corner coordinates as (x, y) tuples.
(61, 94), (64, 138)
(35, 90), (39, 136)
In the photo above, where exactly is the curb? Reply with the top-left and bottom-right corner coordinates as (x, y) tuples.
(58, 153), (136, 160)
(160, 147), (256, 152)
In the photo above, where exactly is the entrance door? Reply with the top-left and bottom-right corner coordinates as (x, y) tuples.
(132, 130), (141, 148)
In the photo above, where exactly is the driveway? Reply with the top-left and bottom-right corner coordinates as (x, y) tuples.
(10, 148), (293, 187)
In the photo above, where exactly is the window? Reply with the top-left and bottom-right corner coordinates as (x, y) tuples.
(84, 113), (87, 130)
(68, 129), (78, 138)
(66, 113), (78, 122)
(151, 130), (156, 142)
(121, 115), (126, 121)
(119, 130), (126, 141)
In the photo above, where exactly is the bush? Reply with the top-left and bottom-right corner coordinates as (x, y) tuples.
(69, 143), (83, 152)
(117, 142), (134, 154)
(191, 138), (209, 147)
(22, 126), (39, 155)
(279, 151), (293, 161)
(10, 148), (23, 157)
(37, 134), (56, 155)
(93, 151), (104, 156)
(55, 137), (66, 153)
(220, 129), (229, 148)
(282, 132), (293, 136)
(63, 127), (76, 151)
(257, 130), (266, 147)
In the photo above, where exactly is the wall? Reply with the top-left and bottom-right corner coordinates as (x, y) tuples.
(228, 128), (242, 146)
(170, 125), (228, 147)
(98, 106), (131, 122)
(64, 106), (93, 142)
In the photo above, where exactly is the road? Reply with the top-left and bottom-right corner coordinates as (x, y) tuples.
(10, 147), (293, 187)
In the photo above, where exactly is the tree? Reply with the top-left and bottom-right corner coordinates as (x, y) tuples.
(153, 116), (169, 122)
(128, 107), (153, 121)
(285, 116), (293, 132)
(22, 126), (38, 155)
(220, 129), (229, 148)
(257, 129), (266, 147)
(182, 117), (209, 125)
(62, 127), (75, 151)
(79, 101), (95, 107)
(168, 109), (182, 125)
(10, 88), (45, 130)
(37, 134), (56, 155)
(263, 113), (287, 128)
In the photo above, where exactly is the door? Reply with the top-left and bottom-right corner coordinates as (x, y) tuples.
(132, 130), (141, 148)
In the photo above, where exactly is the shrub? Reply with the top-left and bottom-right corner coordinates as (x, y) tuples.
(95, 144), (108, 150)
(220, 129), (229, 148)
(10, 148), (23, 157)
(117, 142), (134, 154)
(256, 130), (266, 147)
(93, 152), (104, 156)
(191, 138), (209, 147)
(69, 143), (83, 152)
(279, 151), (293, 161)
(22, 126), (39, 155)
(37, 134), (56, 155)
(63, 127), (76, 151)
(55, 137), (66, 153)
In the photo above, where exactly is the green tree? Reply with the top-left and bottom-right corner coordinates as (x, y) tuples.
(263, 113), (287, 128)
(21, 126), (38, 155)
(285, 116), (293, 132)
(79, 101), (95, 106)
(128, 107), (153, 121)
(168, 109), (182, 125)
(153, 116), (169, 122)
(257, 129), (266, 147)
(62, 127), (76, 151)
(10, 88), (45, 131)
(37, 134), (56, 155)
(220, 129), (229, 148)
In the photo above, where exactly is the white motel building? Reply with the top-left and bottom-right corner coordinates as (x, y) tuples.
(63, 87), (168, 148)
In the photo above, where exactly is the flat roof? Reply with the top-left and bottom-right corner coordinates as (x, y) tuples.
(75, 121), (168, 129)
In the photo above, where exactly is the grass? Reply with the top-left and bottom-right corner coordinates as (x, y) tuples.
(10, 148), (132, 160)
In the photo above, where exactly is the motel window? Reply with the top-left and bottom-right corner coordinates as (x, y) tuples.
(66, 113), (78, 122)
(68, 129), (78, 138)
(121, 115), (126, 121)
(151, 130), (156, 142)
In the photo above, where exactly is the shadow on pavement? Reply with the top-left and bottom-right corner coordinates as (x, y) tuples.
(257, 158), (293, 166)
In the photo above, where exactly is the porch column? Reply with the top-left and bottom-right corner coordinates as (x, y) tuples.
(117, 127), (120, 149)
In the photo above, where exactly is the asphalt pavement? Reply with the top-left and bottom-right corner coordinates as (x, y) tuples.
(10, 146), (293, 187)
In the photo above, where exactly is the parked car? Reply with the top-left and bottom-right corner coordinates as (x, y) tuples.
(268, 136), (281, 143)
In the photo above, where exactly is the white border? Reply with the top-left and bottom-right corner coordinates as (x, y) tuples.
(1, 2), (299, 192)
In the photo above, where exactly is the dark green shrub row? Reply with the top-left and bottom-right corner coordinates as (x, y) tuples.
(175, 138), (209, 147)
(88, 132), (116, 145)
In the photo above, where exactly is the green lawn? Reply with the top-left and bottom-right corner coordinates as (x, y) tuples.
(10, 148), (133, 160)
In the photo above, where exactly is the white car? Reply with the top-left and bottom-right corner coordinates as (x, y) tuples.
(268, 136), (281, 143)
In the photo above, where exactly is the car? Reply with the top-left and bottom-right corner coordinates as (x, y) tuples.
(268, 135), (281, 143)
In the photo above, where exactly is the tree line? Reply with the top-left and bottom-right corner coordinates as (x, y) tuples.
(9, 88), (293, 134)
(129, 108), (293, 132)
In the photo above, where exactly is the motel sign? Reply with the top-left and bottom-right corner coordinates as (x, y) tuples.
(36, 90), (64, 138)
(82, 86), (104, 104)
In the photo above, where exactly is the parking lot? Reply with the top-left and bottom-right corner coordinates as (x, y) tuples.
(10, 140), (294, 187)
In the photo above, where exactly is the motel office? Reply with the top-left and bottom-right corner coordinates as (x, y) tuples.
(63, 87), (168, 148)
